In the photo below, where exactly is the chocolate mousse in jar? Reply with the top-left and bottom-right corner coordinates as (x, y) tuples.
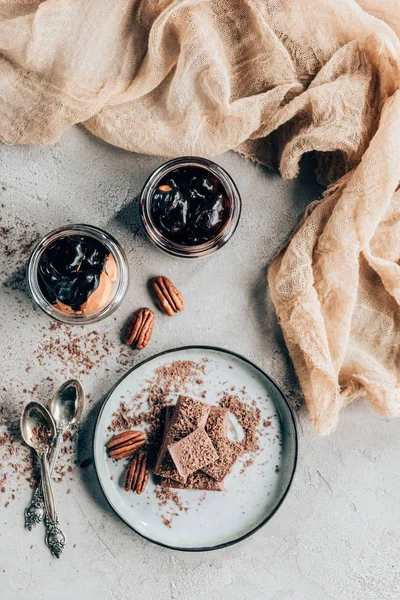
(27, 224), (128, 324)
(140, 157), (241, 258)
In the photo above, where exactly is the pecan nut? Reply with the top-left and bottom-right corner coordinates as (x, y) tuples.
(152, 276), (184, 317)
(125, 308), (155, 349)
(124, 451), (149, 494)
(106, 430), (146, 459)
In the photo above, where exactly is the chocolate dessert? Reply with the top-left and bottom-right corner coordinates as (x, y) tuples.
(168, 427), (218, 479)
(151, 166), (231, 245)
(38, 235), (117, 314)
(201, 408), (242, 482)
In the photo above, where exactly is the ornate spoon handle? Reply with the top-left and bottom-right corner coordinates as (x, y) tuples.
(39, 452), (56, 522)
(45, 513), (66, 559)
(24, 428), (63, 530)
(39, 451), (66, 558)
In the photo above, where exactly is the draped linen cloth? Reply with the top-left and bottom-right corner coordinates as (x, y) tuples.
(1, 0), (400, 433)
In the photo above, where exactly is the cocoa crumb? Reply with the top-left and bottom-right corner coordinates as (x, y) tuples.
(240, 458), (254, 474)
(35, 325), (116, 377)
(31, 423), (51, 445)
(109, 401), (137, 432)
(0, 214), (39, 283)
(155, 484), (189, 513)
(152, 360), (207, 395)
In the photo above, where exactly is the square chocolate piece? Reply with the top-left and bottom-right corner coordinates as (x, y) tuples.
(168, 427), (219, 479)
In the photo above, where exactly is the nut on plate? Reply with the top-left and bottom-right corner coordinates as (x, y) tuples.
(152, 276), (184, 317)
(125, 308), (155, 349)
(106, 430), (146, 459)
(124, 451), (149, 494)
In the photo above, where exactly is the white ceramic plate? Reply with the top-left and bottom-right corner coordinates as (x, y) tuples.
(93, 346), (297, 551)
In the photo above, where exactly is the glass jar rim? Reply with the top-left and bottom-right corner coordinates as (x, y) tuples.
(140, 156), (241, 258)
(27, 224), (129, 325)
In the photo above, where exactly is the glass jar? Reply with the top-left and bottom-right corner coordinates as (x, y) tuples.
(140, 157), (241, 258)
(27, 224), (129, 325)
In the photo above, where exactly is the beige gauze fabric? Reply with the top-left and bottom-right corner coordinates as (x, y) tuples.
(1, 0), (400, 434)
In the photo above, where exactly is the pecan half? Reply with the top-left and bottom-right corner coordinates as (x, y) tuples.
(106, 430), (146, 459)
(124, 451), (149, 494)
(125, 308), (155, 349)
(152, 276), (184, 317)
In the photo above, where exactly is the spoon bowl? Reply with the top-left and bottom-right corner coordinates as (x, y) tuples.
(50, 379), (85, 428)
(21, 401), (56, 454)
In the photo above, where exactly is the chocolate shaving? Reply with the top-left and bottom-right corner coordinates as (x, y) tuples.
(219, 393), (260, 453)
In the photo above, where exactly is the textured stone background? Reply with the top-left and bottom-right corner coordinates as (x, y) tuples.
(1, 127), (399, 600)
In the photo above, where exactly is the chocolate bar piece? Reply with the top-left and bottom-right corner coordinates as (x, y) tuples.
(168, 427), (218, 479)
(153, 396), (210, 482)
(201, 407), (242, 481)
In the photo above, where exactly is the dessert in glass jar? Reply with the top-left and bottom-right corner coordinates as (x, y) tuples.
(27, 224), (129, 324)
(140, 157), (241, 258)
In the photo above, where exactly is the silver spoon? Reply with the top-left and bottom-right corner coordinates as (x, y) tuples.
(21, 401), (65, 558)
(24, 380), (84, 533)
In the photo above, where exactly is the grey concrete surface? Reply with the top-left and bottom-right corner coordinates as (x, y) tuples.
(1, 126), (399, 600)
